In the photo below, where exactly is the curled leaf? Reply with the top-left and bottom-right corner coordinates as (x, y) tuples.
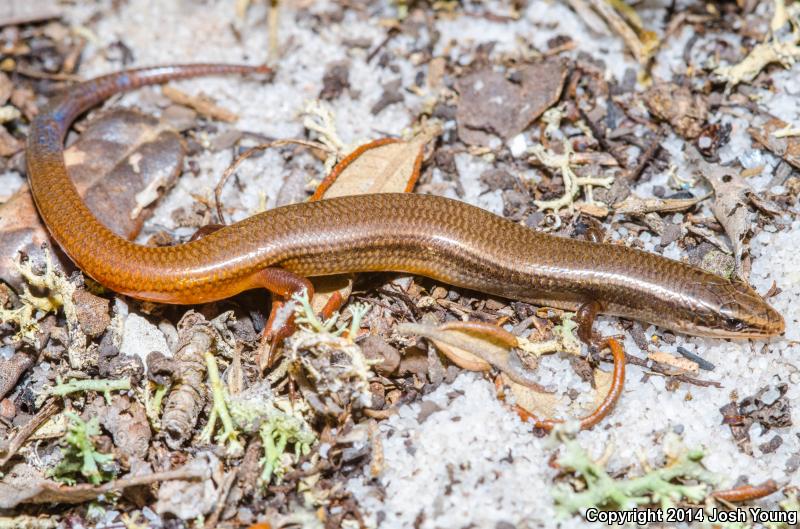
(749, 116), (800, 170)
(310, 125), (439, 200)
(614, 192), (709, 216)
(396, 320), (545, 390)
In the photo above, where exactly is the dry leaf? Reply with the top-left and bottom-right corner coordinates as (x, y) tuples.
(687, 146), (764, 274)
(749, 116), (800, 170)
(614, 192), (709, 215)
(311, 126), (440, 200)
(644, 83), (708, 139)
(455, 60), (567, 146)
(591, 368), (615, 408)
(502, 373), (558, 419)
(396, 320), (546, 389)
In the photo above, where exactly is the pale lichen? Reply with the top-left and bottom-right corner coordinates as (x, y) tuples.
(553, 436), (717, 515)
(530, 141), (614, 213)
(714, 3), (800, 87)
(50, 412), (117, 486)
(43, 376), (131, 405)
(517, 313), (582, 358)
(0, 250), (92, 368)
(272, 292), (374, 415)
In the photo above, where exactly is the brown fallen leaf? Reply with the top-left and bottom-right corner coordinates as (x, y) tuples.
(644, 83), (708, 139)
(455, 60), (568, 146)
(614, 192), (709, 215)
(0, 109), (183, 292)
(749, 116), (800, 170)
(686, 145), (779, 275)
(309, 129), (439, 200)
(396, 320), (548, 390)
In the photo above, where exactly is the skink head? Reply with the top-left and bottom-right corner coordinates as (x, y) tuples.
(689, 279), (784, 338)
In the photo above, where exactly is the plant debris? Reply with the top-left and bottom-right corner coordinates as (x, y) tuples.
(455, 60), (568, 146)
(553, 435), (717, 514)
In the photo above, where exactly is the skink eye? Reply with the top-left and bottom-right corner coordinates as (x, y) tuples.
(725, 317), (746, 332)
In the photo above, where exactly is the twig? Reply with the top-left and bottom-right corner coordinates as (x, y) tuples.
(214, 139), (333, 224)
(0, 398), (60, 469)
(584, 0), (652, 64)
(623, 354), (722, 388)
(367, 28), (398, 63)
(205, 469), (239, 529)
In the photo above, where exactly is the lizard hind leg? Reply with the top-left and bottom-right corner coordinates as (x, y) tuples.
(248, 267), (314, 371)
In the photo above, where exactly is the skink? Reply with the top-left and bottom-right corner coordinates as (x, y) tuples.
(26, 64), (784, 339)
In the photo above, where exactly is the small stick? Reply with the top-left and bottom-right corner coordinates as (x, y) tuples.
(712, 480), (779, 503)
(0, 398), (60, 469)
(205, 469), (239, 529)
(214, 139), (333, 224)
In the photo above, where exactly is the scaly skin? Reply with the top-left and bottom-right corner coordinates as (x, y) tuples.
(26, 64), (784, 339)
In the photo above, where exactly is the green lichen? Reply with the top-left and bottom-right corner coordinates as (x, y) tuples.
(45, 377), (131, 405)
(199, 351), (243, 457)
(50, 412), (117, 486)
(226, 381), (315, 486)
(291, 291), (370, 339)
(259, 407), (315, 486)
(143, 381), (169, 430)
(553, 438), (718, 515)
